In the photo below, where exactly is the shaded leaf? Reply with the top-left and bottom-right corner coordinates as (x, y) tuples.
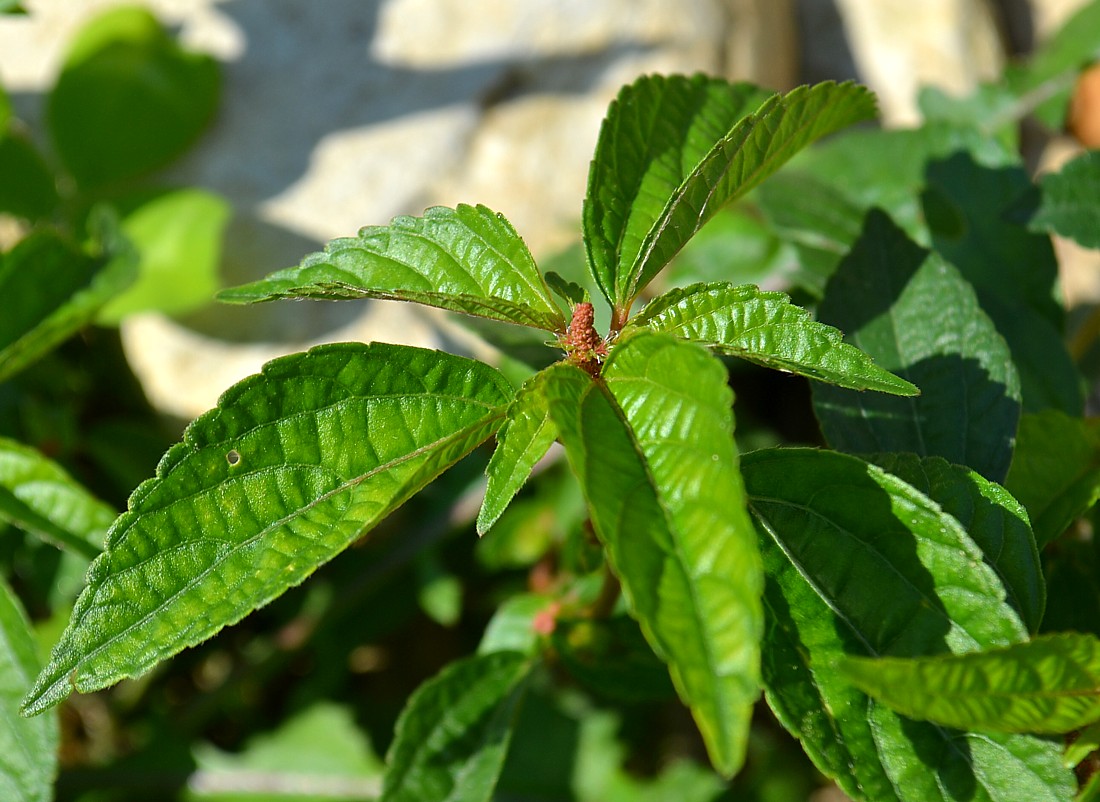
(545, 271), (588, 308)
(478, 594), (552, 656)
(839, 633), (1100, 734)
(220, 204), (566, 332)
(1030, 150), (1100, 250)
(552, 616), (675, 703)
(1005, 409), (1100, 549)
(544, 333), (762, 777)
(744, 447), (1071, 802)
(0, 132), (58, 221)
(0, 437), (115, 560)
(380, 651), (530, 802)
(627, 281), (917, 394)
(0, 579), (57, 802)
(813, 210), (1021, 483)
(478, 371), (558, 535)
(23, 343), (513, 715)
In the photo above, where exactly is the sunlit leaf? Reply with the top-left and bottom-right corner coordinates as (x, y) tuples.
(1030, 150), (1100, 250)
(23, 343), (513, 715)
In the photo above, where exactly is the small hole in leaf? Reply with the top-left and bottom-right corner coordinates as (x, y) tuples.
(226, 450), (242, 467)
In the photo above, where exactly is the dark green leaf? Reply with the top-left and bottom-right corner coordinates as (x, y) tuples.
(380, 651), (530, 802)
(544, 333), (762, 777)
(813, 210), (1021, 483)
(0, 579), (57, 802)
(839, 633), (1100, 734)
(0, 227), (136, 382)
(0, 82), (9, 130)
(0, 437), (114, 560)
(626, 281), (917, 394)
(1030, 150), (1100, 250)
(0, 1), (26, 14)
(0, 132), (57, 221)
(1005, 409), (1100, 548)
(744, 447), (1071, 801)
(47, 6), (220, 188)
(22, 343), (513, 715)
(478, 370), (558, 535)
(552, 616), (675, 703)
(220, 204), (566, 332)
(544, 270), (588, 308)
(871, 453), (1044, 634)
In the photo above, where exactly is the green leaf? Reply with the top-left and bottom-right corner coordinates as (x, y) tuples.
(0, 579), (58, 802)
(22, 342), (513, 715)
(0, 132), (57, 221)
(1031, 150), (1100, 250)
(545, 271), (588, 308)
(478, 371), (558, 535)
(744, 448), (1072, 802)
(870, 453), (1044, 634)
(97, 189), (231, 323)
(923, 152), (1081, 414)
(478, 593), (552, 656)
(0, 227), (137, 383)
(380, 651), (531, 802)
(0, 437), (115, 560)
(583, 75), (874, 313)
(626, 281), (918, 395)
(0, 82), (9, 131)
(219, 204), (566, 332)
(838, 633), (1100, 734)
(552, 616), (675, 703)
(1005, 410), (1100, 549)
(0, 1), (26, 15)
(47, 6), (220, 188)
(543, 332), (763, 777)
(813, 210), (1022, 483)
(1065, 720), (1100, 768)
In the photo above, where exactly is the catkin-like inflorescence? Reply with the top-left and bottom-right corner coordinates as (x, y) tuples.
(560, 302), (608, 375)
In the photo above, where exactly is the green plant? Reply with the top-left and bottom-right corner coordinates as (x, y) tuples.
(7, 3), (1100, 800)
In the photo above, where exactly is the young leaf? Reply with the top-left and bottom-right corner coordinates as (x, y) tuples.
(743, 448), (1071, 802)
(380, 651), (531, 802)
(22, 342), (513, 715)
(583, 74), (875, 314)
(626, 281), (918, 395)
(0, 437), (115, 560)
(838, 633), (1100, 734)
(0, 579), (58, 802)
(544, 271), (588, 308)
(813, 210), (1021, 483)
(1030, 150), (1100, 250)
(543, 332), (763, 777)
(1005, 409), (1100, 549)
(219, 204), (567, 333)
(477, 371), (558, 535)
(870, 453), (1044, 634)
(0, 227), (136, 383)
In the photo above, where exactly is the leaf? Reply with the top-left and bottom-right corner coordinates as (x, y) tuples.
(1005, 409), (1100, 549)
(0, 579), (57, 802)
(626, 281), (918, 395)
(743, 447), (1072, 802)
(1031, 150), (1100, 250)
(1065, 720), (1100, 768)
(0, 437), (115, 560)
(838, 633), (1100, 735)
(583, 74), (874, 312)
(97, 188), (231, 323)
(870, 453), (1044, 633)
(552, 616), (675, 703)
(0, 132), (58, 221)
(22, 342), (513, 715)
(477, 371), (558, 535)
(219, 204), (566, 332)
(0, 82), (9, 131)
(544, 271), (588, 308)
(812, 210), (1021, 483)
(543, 333), (763, 777)
(0, 226), (137, 383)
(47, 6), (220, 188)
(380, 651), (531, 802)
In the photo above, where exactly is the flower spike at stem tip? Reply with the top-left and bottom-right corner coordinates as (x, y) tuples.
(559, 302), (608, 376)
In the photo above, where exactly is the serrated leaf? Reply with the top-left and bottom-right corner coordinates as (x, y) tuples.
(380, 651), (531, 802)
(626, 281), (917, 395)
(0, 437), (115, 560)
(1031, 150), (1100, 250)
(544, 271), (588, 308)
(743, 447), (1072, 802)
(813, 210), (1021, 483)
(478, 371), (558, 535)
(839, 633), (1100, 734)
(219, 204), (565, 332)
(22, 342), (513, 715)
(543, 333), (763, 777)
(1005, 410), (1100, 549)
(0, 227), (136, 383)
(583, 74), (874, 312)
(870, 453), (1044, 634)
(0, 580), (57, 802)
